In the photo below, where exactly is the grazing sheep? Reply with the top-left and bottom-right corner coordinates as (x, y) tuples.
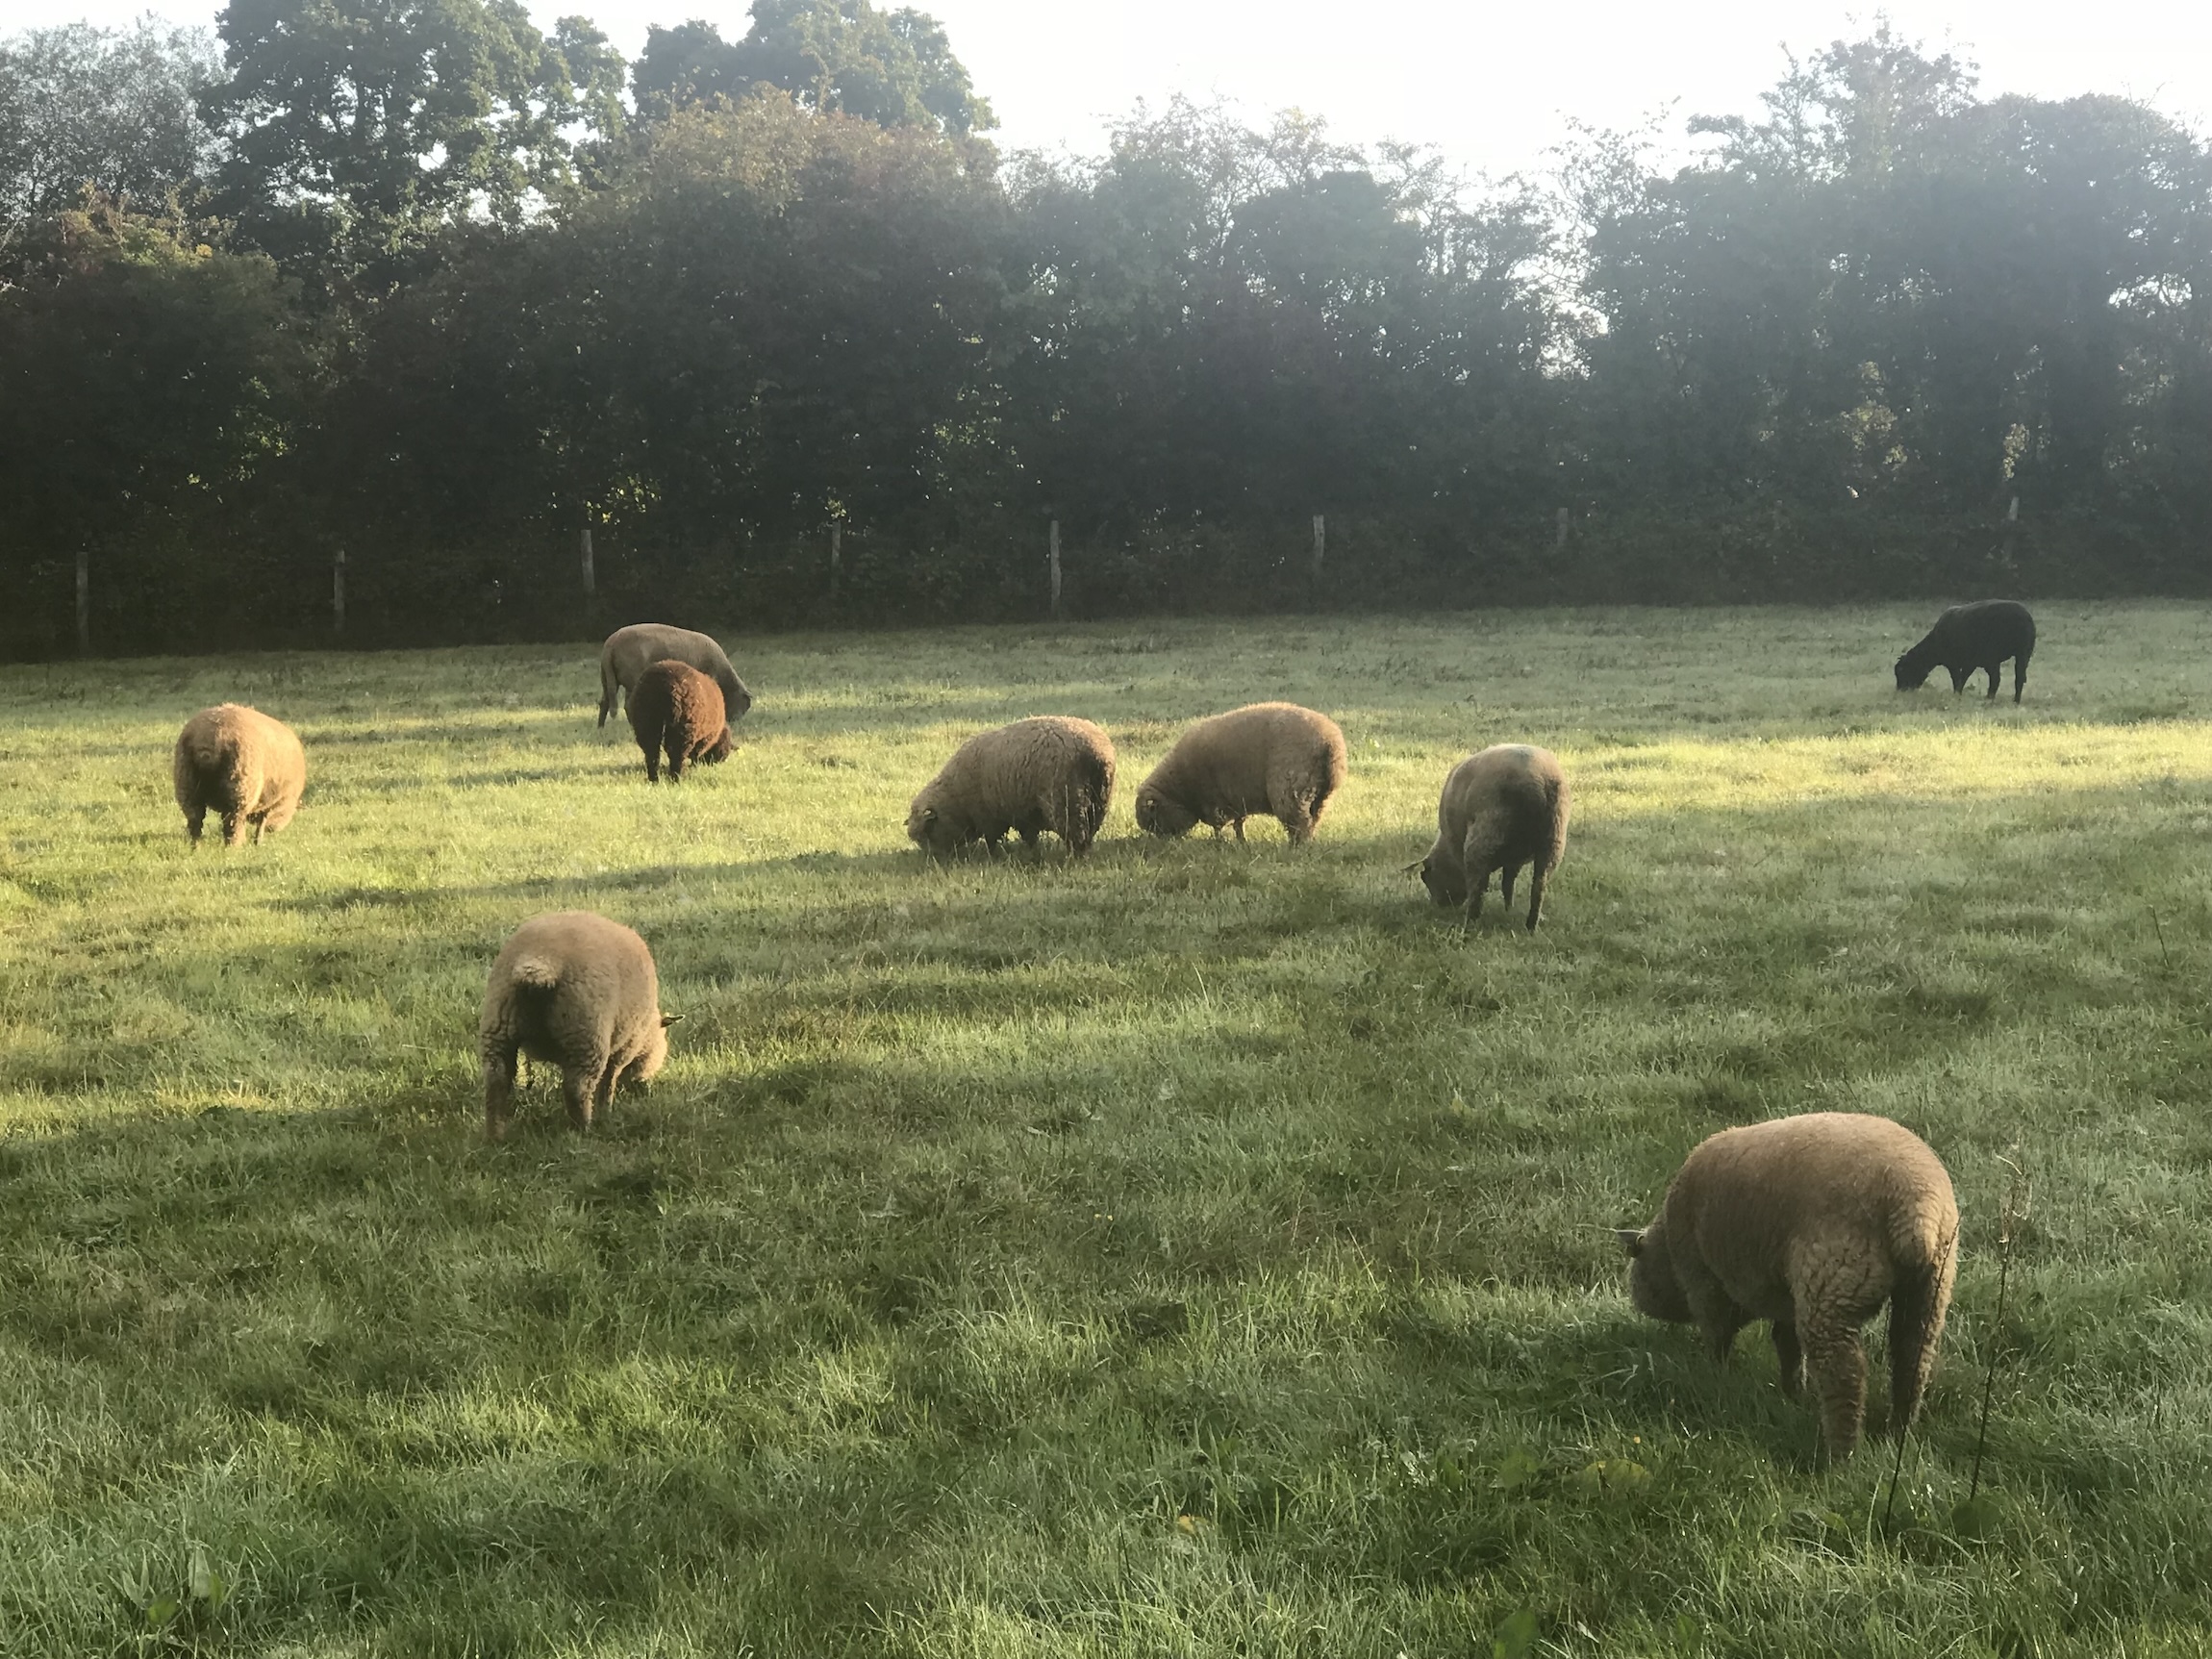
(626, 659), (732, 783)
(1619, 1112), (1959, 1460)
(598, 623), (754, 728)
(907, 716), (1116, 858)
(1414, 744), (1570, 932)
(1895, 600), (2036, 703)
(479, 911), (676, 1140)
(172, 703), (306, 847)
(1133, 702), (1346, 844)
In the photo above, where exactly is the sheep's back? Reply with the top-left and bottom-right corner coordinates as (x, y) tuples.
(483, 911), (660, 1057)
(1667, 1113), (1955, 1287)
(174, 704), (304, 811)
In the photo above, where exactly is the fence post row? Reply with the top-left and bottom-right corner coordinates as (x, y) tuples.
(1049, 518), (1064, 621)
(580, 515), (595, 597)
(1312, 514), (1325, 580)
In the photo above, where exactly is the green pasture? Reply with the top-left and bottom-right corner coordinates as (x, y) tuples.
(2, 604), (2209, 1657)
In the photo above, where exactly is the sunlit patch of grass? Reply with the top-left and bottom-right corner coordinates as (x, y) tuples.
(2, 602), (2211, 1655)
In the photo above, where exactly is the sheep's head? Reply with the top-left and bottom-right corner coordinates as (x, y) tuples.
(1620, 1222), (1690, 1323)
(1134, 786), (1196, 838)
(1415, 852), (1466, 908)
(700, 726), (734, 765)
(724, 674), (754, 720)
(1894, 650), (1932, 691)
(907, 796), (961, 856)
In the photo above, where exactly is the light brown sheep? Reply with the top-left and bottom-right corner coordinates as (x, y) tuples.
(479, 911), (676, 1140)
(172, 703), (306, 847)
(597, 623), (753, 728)
(907, 716), (1117, 858)
(1620, 1112), (1959, 1460)
(626, 659), (732, 783)
(1133, 702), (1345, 844)
(1415, 743), (1570, 931)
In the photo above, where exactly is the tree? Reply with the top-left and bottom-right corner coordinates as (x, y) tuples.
(199, 0), (624, 270)
(634, 2), (993, 135)
(0, 20), (222, 234)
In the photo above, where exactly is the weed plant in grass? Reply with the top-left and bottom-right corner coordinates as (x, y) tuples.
(3, 604), (2211, 1657)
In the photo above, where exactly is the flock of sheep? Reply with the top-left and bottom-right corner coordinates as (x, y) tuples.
(163, 601), (2039, 1461)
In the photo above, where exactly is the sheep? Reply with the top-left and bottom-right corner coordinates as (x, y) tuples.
(1619, 1112), (1959, 1460)
(907, 716), (1116, 858)
(1895, 600), (2036, 703)
(479, 911), (677, 1140)
(1414, 743), (1570, 932)
(1133, 702), (1346, 845)
(598, 623), (754, 728)
(626, 659), (732, 783)
(172, 703), (306, 847)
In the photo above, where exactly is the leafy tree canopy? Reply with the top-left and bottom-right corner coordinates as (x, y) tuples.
(0, 20), (221, 233)
(634, 1), (993, 135)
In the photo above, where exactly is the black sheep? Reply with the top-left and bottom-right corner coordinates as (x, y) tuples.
(1894, 600), (2037, 704)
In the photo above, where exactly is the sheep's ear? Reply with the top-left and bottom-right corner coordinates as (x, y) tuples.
(1615, 1228), (1644, 1258)
(661, 1013), (683, 1027)
(918, 806), (936, 823)
(1400, 858), (1425, 877)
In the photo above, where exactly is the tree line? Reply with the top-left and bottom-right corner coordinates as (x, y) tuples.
(3, 4), (2207, 656)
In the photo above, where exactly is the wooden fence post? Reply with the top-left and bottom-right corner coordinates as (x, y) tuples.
(1049, 518), (1064, 620)
(1311, 514), (1325, 581)
(1555, 507), (1571, 549)
(580, 515), (595, 597)
(829, 520), (842, 604)
(332, 547), (346, 635)
(75, 548), (89, 655)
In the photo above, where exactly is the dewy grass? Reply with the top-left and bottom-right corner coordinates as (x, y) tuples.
(2, 602), (2210, 1657)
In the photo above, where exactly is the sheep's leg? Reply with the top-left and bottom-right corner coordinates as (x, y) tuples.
(250, 812), (267, 845)
(563, 1062), (599, 1131)
(184, 803), (207, 845)
(220, 811), (247, 847)
(1984, 664), (2001, 699)
(1948, 666), (1969, 693)
(2012, 652), (2029, 704)
(1231, 817), (1246, 842)
(641, 739), (660, 783)
(1523, 860), (1548, 933)
(1464, 868), (1487, 928)
(1499, 863), (1520, 908)
(483, 1046), (519, 1142)
(1019, 826), (1041, 858)
(1771, 1320), (1805, 1399)
(1800, 1318), (1869, 1460)
(594, 1060), (620, 1120)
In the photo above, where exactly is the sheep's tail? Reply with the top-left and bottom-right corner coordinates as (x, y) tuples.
(508, 956), (562, 995)
(1886, 1211), (1958, 1432)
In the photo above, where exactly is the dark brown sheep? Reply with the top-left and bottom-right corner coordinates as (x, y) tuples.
(1895, 600), (2036, 703)
(626, 660), (732, 783)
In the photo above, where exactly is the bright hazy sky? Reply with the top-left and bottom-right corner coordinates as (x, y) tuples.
(13, 0), (2211, 178)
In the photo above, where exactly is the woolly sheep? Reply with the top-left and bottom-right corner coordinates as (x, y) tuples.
(479, 911), (676, 1140)
(598, 623), (754, 728)
(1414, 743), (1570, 931)
(907, 716), (1116, 858)
(1133, 702), (1345, 844)
(627, 659), (732, 782)
(1619, 1112), (1959, 1460)
(1895, 599), (2036, 703)
(172, 703), (306, 847)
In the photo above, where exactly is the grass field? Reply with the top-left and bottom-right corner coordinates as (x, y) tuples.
(3, 604), (2211, 1658)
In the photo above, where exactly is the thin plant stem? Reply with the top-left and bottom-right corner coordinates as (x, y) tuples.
(1967, 1155), (2030, 1508)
